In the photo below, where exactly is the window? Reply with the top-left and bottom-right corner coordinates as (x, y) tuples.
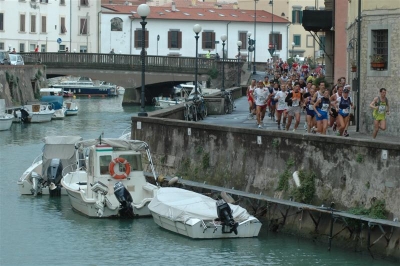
(0, 43), (4, 50)
(40, 44), (46, 52)
(293, 35), (301, 46)
(80, 18), (88, 35)
(41, 16), (46, 33)
(59, 44), (65, 52)
(306, 35), (314, 47)
(0, 13), (3, 31)
(168, 30), (182, 49)
(60, 0), (65, 5)
(292, 10), (302, 24)
(19, 43), (25, 52)
(80, 45), (87, 53)
(30, 14), (36, 33)
(20, 14), (25, 32)
(80, 0), (88, 6)
(372, 29), (388, 63)
(134, 29), (149, 48)
(60, 17), (67, 33)
(99, 156), (112, 175)
(238, 32), (247, 49)
(202, 32), (215, 49)
(29, 43), (36, 51)
(40, 0), (49, 3)
(111, 17), (123, 31)
(319, 35), (326, 50)
(269, 33), (282, 50)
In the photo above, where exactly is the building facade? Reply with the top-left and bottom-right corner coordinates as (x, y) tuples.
(347, 0), (400, 137)
(0, 0), (100, 53)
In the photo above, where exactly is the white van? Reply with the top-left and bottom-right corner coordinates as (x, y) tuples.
(9, 54), (24, 65)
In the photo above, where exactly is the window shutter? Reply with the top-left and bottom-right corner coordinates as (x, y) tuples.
(211, 32), (215, 49)
(20, 14), (25, 32)
(0, 13), (3, 31)
(278, 34), (282, 50)
(145, 30), (149, 48)
(134, 30), (139, 48)
(292, 10), (296, 23)
(178, 31), (182, 48)
(168, 31), (171, 48)
(202, 32), (206, 49)
(300, 11), (303, 24)
(31, 15), (36, 33)
(80, 18), (87, 34)
(41, 16), (46, 33)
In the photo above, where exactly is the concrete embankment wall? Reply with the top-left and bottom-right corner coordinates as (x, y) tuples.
(131, 111), (400, 260)
(0, 65), (46, 106)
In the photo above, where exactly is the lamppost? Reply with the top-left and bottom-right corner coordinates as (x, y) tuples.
(237, 41), (242, 87)
(221, 34), (227, 92)
(291, 41), (295, 58)
(269, 0), (274, 58)
(137, 4), (150, 117)
(247, 32), (251, 70)
(157, 34), (160, 56)
(193, 24), (202, 97)
(347, 37), (359, 131)
(253, 0), (258, 74)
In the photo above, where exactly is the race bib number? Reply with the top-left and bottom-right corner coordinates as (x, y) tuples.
(378, 105), (386, 114)
(308, 105), (314, 110)
(292, 99), (300, 107)
(322, 103), (329, 112)
(258, 95), (266, 102)
(342, 108), (349, 114)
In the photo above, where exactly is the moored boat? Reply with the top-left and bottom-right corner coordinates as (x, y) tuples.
(52, 77), (117, 97)
(0, 99), (13, 131)
(61, 138), (159, 218)
(64, 101), (79, 116)
(148, 187), (262, 239)
(40, 88), (66, 120)
(17, 136), (83, 196)
(14, 103), (55, 123)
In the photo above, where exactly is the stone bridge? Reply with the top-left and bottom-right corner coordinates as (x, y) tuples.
(21, 52), (243, 104)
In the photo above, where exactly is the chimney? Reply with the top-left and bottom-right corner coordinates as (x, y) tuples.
(191, 0), (196, 6)
(172, 2), (176, 11)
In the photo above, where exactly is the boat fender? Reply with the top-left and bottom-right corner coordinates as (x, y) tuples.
(168, 176), (179, 186)
(109, 157), (131, 179)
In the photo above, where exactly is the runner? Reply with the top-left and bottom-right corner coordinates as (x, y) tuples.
(246, 79), (256, 119)
(335, 87), (353, 136)
(303, 87), (316, 133)
(369, 88), (390, 139)
(285, 82), (303, 131)
(313, 90), (332, 135)
(274, 83), (288, 130)
(329, 84), (343, 133)
(253, 80), (271, 129)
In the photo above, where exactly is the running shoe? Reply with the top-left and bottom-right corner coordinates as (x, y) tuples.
(247, 113), (252, 120)
(304, 122), (307, 130)
(258, 125), (263, 129)
(293, 129), (296, 132)
(344, 130), (349, 137)
(336, 132), (341, 136)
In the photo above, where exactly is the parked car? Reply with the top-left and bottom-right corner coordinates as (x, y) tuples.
(9, 54), (24, 65)
(0, 51), (10, 65)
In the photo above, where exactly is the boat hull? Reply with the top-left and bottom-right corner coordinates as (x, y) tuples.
(150, 212), (262, 239)
(0, 116), (13, 130)
(53, 86), (117, 96)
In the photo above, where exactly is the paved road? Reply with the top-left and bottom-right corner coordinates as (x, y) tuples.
(201, 71), (399, 144)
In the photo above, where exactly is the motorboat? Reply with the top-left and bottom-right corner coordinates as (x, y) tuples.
(153, 96), (183, 109)
(52, 77), (117, 97)
(64, 101), (79, 116)
(0, 99), (13, 131)
(17, 136), (83, 196)
(40, 88), (66, 120)
(148, 187), (262, 239)
(14, 103), (55, 123)
(63, 90), (74, 97)
(61, 138), (159, 218)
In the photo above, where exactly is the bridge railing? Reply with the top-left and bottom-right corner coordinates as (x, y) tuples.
(19, 52), (240, 73)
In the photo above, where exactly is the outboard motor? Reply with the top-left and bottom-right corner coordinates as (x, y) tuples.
(114, 182), (134, 218)
(20, 109), (30, 123)
(30, 171), (43, 196)
(216, 199), (238, 235)
(47, 158), (63, 196)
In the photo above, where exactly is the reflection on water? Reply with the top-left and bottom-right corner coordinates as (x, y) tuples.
(0, 97), (397, 266)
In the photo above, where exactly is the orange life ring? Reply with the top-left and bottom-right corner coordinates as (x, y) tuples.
(109, 157), (131, 179)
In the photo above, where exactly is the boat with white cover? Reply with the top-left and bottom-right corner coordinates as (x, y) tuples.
(61, 138), (159, 218)
(0, 99), (13, 131)
(64, 101), (79, 116)
(40, 88), (66, 120)
(14, 103), (55, 123)
(17, 136), (83, 196)
(148, 187), (262, 239)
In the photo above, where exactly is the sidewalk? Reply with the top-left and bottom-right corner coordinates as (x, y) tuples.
(202, 73), (399, 144)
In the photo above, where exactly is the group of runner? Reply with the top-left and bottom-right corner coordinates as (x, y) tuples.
(246, 67), (390, 138)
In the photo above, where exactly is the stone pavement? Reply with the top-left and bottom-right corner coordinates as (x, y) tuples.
(202, 71), (399, 144)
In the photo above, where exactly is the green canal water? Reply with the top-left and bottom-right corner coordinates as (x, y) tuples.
(0, 97), (396, 265)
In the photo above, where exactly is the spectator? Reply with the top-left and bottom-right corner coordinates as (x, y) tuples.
(215, 53), (220, 60)
(34, 45), (39, 52)
(66, 47), (69, 53)
(206, 50), (211, 59)
(11, 48), (16, 54)
(110, 48), (115, 54)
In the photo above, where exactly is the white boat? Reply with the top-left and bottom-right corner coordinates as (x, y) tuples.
(64, 101), (79, 116)
(17, 136), (83, 196)
(154, 96), (183, 108)
(52, 77), (117, 97)
(148, 187), (262, 239)
(117, 86), (125, 95)
(40, 88), (66, 120)
(61, 138), (159, 218)
(14, 103), (55, 123)
(0, 99), (13, 131)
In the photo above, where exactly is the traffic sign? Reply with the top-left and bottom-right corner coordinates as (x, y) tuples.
(248, 45), (255, 52)
(268, 48), (275, 56)
(57, 38), (62, 44)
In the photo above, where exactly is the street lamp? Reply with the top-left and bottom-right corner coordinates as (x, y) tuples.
(157, 34), (160, 56)
(221, 34), (227, 92)
(291, 41), (295, 58)
(269, 0), (274, 58)
(137, 3), (150, 117)
(253, 0), (258, 74)
(247, 32), (251, 70)
(237, 41), (242, 87)
(193, 24), (202, 97)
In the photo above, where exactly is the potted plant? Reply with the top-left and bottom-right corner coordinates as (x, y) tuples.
(350, 60), (357, 72)
(370, 54), (385, 69)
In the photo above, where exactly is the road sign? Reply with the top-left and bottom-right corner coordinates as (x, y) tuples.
(248, 45), (255, 52)
(57, 38), (62, 44)
(268, 48), (275, 57)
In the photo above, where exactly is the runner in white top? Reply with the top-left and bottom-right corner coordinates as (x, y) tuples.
(252, 80), (271, 129)
(274, 83), (288, 130)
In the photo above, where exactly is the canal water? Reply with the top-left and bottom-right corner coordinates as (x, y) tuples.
(0, 97), (395, 266)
